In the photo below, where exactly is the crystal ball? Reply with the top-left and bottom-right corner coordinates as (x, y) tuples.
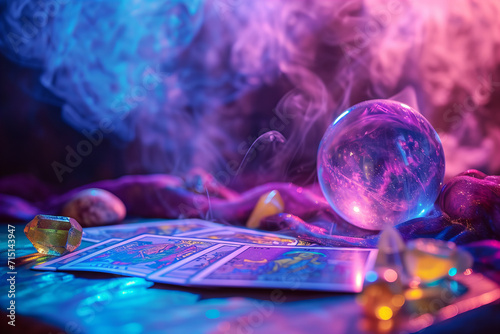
(317, 100), (445, 230)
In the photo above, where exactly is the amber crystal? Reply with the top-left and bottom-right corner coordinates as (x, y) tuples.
(246, 190), (285, 229)
(24, 215), (83, 256)
(405, 238), (473, 282)
(358, 278), (405, 320)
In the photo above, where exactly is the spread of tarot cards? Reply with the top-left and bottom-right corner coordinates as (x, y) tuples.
(33, 219), (377, 292)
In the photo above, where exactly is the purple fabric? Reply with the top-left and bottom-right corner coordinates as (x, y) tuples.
(439, 169), (500, 237)
(1, 169), (499, 248)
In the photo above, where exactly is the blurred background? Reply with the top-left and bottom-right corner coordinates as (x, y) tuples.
(1, 0), (499, 192)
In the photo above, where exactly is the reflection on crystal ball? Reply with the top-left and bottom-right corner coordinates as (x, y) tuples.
(317, 100), (445, 230)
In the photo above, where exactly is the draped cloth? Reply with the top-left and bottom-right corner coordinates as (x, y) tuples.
(1, 169), (499, 248)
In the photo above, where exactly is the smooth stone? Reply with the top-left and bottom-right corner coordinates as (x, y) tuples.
(61, 188), (126, 227)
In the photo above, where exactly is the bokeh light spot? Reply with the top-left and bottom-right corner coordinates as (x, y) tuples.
(376, 306), (393, 320)
(391, 294), (405, 307)
(383, 269), (398, 283)
(405, 288), (423, 300)
(365, 270), (378, 283)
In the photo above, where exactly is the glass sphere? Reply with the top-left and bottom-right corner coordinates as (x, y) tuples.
(317, 100), (445, 230)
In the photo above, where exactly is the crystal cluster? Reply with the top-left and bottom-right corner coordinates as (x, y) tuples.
(24, 215), (83, 256)
(317, 100), (445, 230)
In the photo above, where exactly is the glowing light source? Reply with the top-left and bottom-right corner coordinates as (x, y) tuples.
(409, 279), (420, 289)
(333, 109), (351, 125)
(383, 269), (398, 283)
(355, 272), (363, 291)
(376, 306), (393, 320)
(448, 267), (457, 277)
(365, 271), (378, 283)
(405, 288), (423, 300)
(353, 206), (360, 213)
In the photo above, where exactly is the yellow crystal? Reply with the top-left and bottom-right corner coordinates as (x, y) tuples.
(404, 238), (473, 282)
(24, 215), (83, 256)
(406, 251), (454, 281)
(357, 279), (405, 320)
(246, 190), (284, 229)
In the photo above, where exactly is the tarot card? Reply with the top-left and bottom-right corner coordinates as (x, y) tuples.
(297, 240), (317, 246)
(178, 226), (299, 246)
(57, 234), (233, 277)
(32, 239), (121, 271)
(80, 240), (97, 248)
(82, 219), (221, 242)
(190, 246), (377, 292)
(148, 244), (243, 284)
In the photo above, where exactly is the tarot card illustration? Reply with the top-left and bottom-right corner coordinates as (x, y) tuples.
(179, 227), (298, 246)
(58, 235), (222, 277)
(82, 219), (221, 242)
(191, 246), (377, 292)
(33, 239), (121, 271)
(297, 240), (317, 246)
(148, 244), (243, 284)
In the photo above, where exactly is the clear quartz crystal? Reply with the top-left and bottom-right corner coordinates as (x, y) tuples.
(317, 100), (445, 230)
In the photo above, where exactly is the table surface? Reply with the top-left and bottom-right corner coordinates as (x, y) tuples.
(2, 222), (500, 334)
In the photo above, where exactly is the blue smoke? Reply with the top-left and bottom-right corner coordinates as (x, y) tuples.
(6, 1), (496, 184)
(0, 0), (205, 141)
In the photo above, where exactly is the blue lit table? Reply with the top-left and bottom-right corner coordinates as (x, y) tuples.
(2, 222), (500, 334)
